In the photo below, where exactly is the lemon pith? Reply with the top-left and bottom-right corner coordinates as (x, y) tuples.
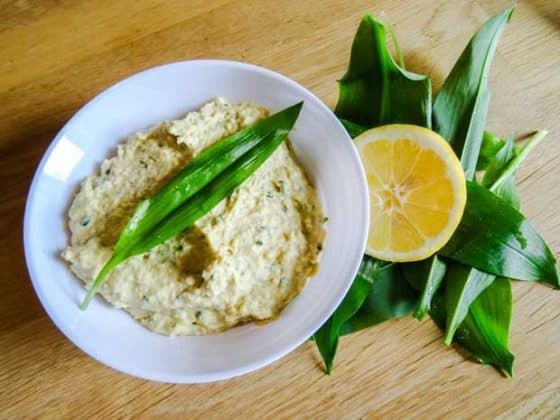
(355, 124), (466, 262)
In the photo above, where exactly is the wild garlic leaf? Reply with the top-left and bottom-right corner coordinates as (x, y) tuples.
(477, 131), (507, 171)
(492, 177), (519, 210)
(430, 277), (514, 377)
(426, 6), (518, 365)
(486, 130), (549, 208)
(402, 256), (446, 320)
(443, 130), (547, 370)
(313, 257), (389, 373)
(482, 134), (515, 188)
(80, 103), (303, 309)
(333, 13), (430, 337)
(422, 7), (514, 344)
(432, 6), (514, 180)
(335, 15), (432, 128)
(441, 181), (560, 288)
(339, 118), (368, 138)
(314, 13), (429, 374)
(433, 128), (548, 371)
(445, 131), (546, 350)
(340, 260), (418, 335)
(433, 132), (549, 369)
(443, 264), (496, 345)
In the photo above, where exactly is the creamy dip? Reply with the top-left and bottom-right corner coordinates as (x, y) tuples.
(62, 98), (325, 335)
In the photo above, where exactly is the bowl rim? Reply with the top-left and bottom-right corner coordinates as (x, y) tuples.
(23, 59), (369, 383)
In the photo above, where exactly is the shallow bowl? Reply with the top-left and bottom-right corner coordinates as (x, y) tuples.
(24, 60), (369, 383)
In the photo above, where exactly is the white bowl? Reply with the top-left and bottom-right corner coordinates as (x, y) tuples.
(23, 60), (369, 383)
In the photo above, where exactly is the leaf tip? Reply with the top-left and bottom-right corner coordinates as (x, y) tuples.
(361, 13), (376, 25)
(79, 290), (94, 311)
(546, 262), (560, 289)
(500, 4), (516, 23)
(413, 309), (426, 321)
(502, 354), (515, 378)
(443, 332), (454, 346)
(321, 356), (334, 375)
(287, 101), (304, 119)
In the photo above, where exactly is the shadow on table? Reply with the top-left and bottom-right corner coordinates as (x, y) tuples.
(533, 1), (560, 30)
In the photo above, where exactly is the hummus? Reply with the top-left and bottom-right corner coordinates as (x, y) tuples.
(62, 98), (325, 335)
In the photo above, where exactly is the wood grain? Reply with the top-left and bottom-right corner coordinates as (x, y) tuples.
(1, 0), (559, 417)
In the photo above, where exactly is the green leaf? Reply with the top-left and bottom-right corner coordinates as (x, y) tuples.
(405, 7), (514, 344)
(80, 103), (303, 309)
(441, 129), (545, 369)
(340, 260), (418, 335)
(439, 130), (549, 347)
(435, 125), (520, 356)
(339, 118), (368, 138)
(482, 134), (515, 188)
(434, 124), (543, 364)
(477, 131), (506, 171)
(426, 7), (548, 367)
(420, 7), (514, 345)
(402, 256), (446, 320)
(440, 142), (520, 345)
(432, 6), (514, 180)
(441, 181), (560, 287)
(315, 14), (426, 374)
(443, 264), (496, 345)
(487, 130), (548, 194)
(313, 257), (387, 373)
(332, 13), (429, 337)
(430, 277), (514, 376)
(128, 125), (294, 256)
(481, 130), (548, 209)
(314, 256), (419, 373)
(335, 15), (431, 128)
(492, 175), (520, 210)
(115, 103), (304, 255)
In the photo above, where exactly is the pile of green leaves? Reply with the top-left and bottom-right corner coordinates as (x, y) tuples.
(314, 6), (559, 376)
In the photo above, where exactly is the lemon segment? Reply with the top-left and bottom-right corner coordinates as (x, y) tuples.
(355, 124), (466, 262)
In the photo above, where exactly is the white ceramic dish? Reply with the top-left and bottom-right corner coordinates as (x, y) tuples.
(23, 60), (369, 383)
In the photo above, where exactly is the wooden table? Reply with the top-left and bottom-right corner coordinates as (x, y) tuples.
(2, 0), (559, 417)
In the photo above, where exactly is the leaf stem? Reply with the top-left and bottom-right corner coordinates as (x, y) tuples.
(80, 254), (125, 310)
(379, 11), (405, 69)
(490, 130), (548, 192)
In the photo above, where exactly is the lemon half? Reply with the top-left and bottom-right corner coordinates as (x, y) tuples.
(355, 124), (466, 262)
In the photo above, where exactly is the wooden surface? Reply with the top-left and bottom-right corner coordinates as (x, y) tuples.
(1, 0), (559, 417)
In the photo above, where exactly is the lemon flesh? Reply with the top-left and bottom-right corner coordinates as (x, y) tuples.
(355, 124), (466, 262)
